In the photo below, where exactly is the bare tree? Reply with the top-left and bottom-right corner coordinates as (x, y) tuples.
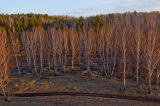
(132, 19), (144, 86)
(109, 27), (119, 77)
(121, 28), (128, 91)
(156, 29), (160, 92)
(21, 32), (32, 68)
(144, 16), (160, 94)
(99, 27), (108, 77)
(46, 31), (53, 71)
(49, 28), (58, 73)
(156, 59), (160, 92)
(8, 30), (21, 74)
(62, 27), (68, 72)
(0, 28), (11, 101)
(28, 31), (39, 77)
(77, 30), (83, 65)
(83, 27), (94, 71)
(33, 27), (45, 76)
(69, 28), (78, 70)
(120, 14), (132, 91)
(56, 28), (64, 71)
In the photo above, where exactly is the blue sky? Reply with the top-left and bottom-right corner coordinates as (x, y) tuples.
(0, 0), (159, 17)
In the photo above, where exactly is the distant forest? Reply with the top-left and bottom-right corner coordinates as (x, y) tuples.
(0, 11), (159, 32)
(0, 11), (160, 95)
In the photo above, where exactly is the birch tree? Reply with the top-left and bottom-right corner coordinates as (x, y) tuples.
(99, 27), (108, 76)
(69, 28), (78, 70)
(132, 19), (144, 86)
(144, 16), (160, 94)
(121, 28), (128, 91)
(21, 32), (32, 68)
(62, 27), (68, 72)
(0, 28), (11, 101)
(28, 31), (39, 77)
(8, 30), (21, 74)
(49, 28), (58, 73)
(33, 27), (45, 75)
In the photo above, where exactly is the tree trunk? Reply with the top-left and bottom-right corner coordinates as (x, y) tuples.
(33, 55), (38, 77)
(87, 60), (90, 71)
(63, 50), (67, 72)
(136, 54), (139, 87)
(15, 56), (21, 74)
(53, 54), (57, 73)
(123, 50), (126, 91)
(40, 51), (43, 71)
(72, 56), (74, 71)
(102, 51), (108, 77)
(48, 54), (51, 71)
(148, 75), (152, 94)
(110, 51), (117, 77)
(156, 73), (159, 92)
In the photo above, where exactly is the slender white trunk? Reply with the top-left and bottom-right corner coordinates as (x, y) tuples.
(33, 53), (38, 76)
(102, 49), (108, 77)
(156, 72), (159, 91)
(87, 56), (90, 71)
(148, 59), (152, 94)
(136, 51), (140, 86)
(72, 58), (74, 70)
(40, 36), (43, 71)
(110, 51), (117, 76)
(148, 74), (152, 94)
(15, 56), (21, 74)
(123, 48), (126, 91)
(106, 47), (109, 76)
(53, 54), (57, 73)
(48, 53), (51, 71)
(63, 39), (67, 72)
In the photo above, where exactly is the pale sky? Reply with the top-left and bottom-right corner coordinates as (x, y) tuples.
(0, 0), (160, 17)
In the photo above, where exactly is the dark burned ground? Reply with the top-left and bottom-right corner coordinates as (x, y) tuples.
(11, 69), (159, 97)
(1, 66), (160, 106)
(0, 96), (159, 106)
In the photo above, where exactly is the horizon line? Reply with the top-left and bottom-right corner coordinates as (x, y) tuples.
(0, 10), (159, 18)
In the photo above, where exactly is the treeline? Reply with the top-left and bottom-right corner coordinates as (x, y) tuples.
(0, 11), (160, 95)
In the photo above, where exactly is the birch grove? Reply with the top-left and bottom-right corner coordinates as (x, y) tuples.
(0, 12), (160, 95)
